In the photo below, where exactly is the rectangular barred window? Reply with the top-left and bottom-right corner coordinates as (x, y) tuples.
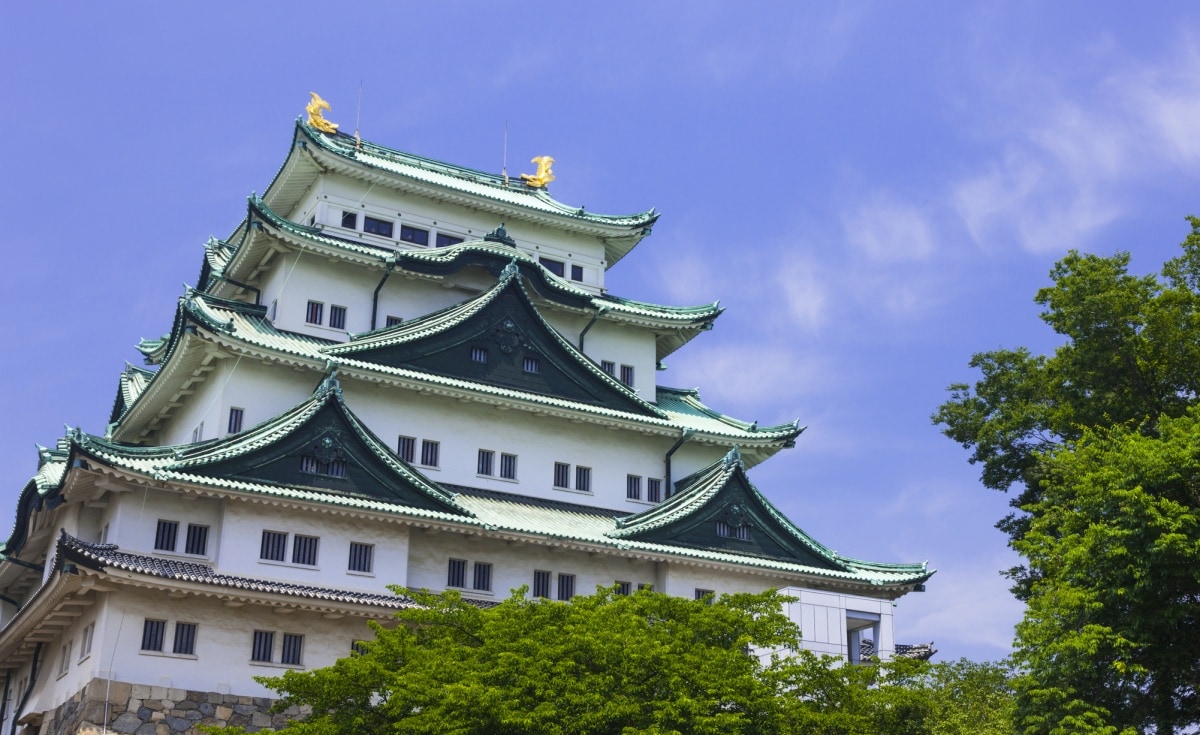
(553, 462), (570, 488)
(327, 459), (347, 478)
(341, 211), (357, 229)
(695, 589), (715, 603)
(647, 478), (662, 503)
(364, 216), (394, 238)
(436, 233), (463, 248)
(626, 475), (642, 500)
(500, 453), (518, 480)
(397, 435), (416, 463)
(154, 520), (178, 552)
(281, 634), (304, 665)
(79, 623), (94, 660)
(522, 356), (540, 374)
(141, 619), (166, 652)
(421, 440), (440, 468)
(538, 257), (565, 277)
(300, 455), (321, 474)
(557, 573), (576, 601)
(292, 535), (319, 566)
(173, 623), (197, 655)
(575, 466), (592, 493)
(447, 558), (467, 588)
(251, 630), (274, 662)
(348, 542), (374, 573)
(471, 346), (489, 363)
(600, 360), (615, 376)
(477, 449), (495, 476)
(385, 315), (403, 327)
(473, 562), (493, 592)
(533, 570), (551, 599)
(228, 407), (244, 434)
(184, 524), (209, 556)
(571, 264), (584, 282)
(620, 364), (635, 387)
(260, 530), (287, 562)
(615, 581), (632, 596)
(400, 225), (429, 246)
(306, 300), (324, 325)
(638, 583), (653, 591)
(329, 305), (347, 330)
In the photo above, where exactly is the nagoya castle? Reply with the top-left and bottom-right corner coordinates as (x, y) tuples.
(0, 95), (932, 735)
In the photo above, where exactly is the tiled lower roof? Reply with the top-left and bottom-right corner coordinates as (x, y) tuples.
(61, 533), (412, 608)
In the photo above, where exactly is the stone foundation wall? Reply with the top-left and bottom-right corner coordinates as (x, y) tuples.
(39, 678), (309, 735)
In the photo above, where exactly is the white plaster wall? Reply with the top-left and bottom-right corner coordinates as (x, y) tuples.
(541, 312), (659, 401)
(105, 490), (222, 560)
(778, 588), (896, 660)
(25, 605), (104, 719)
(214, 499), (410, 593)
(157, 361), (234, 447)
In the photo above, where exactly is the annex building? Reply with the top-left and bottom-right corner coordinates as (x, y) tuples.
(0, 96), (933, 735)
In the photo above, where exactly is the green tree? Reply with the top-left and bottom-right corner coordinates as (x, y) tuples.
(934, 219), (1200, 733)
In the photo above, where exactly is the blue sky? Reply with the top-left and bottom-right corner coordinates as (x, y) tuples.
(4, 2), (1200, 663)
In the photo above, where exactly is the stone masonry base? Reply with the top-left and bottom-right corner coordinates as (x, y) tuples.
(36, 678), (309, 735)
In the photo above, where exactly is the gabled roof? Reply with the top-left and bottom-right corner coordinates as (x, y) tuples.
(83, 378), (470, 517)
(108, 363), (157, 424)
(264, 120), (658, 268)
(611, 448), (931, 581)
(203, 195), (719, 359)
(327, 262), (664, 417)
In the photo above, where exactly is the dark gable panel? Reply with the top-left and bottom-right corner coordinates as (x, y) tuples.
(196, 402), (464, 514)
(347, 285), (654, 416)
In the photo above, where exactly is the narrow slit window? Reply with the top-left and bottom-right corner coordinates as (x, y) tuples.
(228, 407), (244, 434)
(647, 478), (662, 503)
(620, 364), (635, 387)
(522, 356), (540, 374)
(627, 474), (642, 500)
(471, 346), (489, 363)
(533, 570), (551, 599)
(601, 360), (615, 376)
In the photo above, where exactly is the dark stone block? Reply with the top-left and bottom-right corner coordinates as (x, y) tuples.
(198, 703), (216, 717)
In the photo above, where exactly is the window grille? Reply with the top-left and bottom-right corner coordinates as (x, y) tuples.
(473, 562), (493, 592)
(329, 305), (347, 330)
(626, 474), (642, 500)
(385, 315), (403, 327)
(228, 407), (244, 434)
(533, 570), (551, 598)
(421, 440), (440, 467)
(306, 301), (324, 325)
(471, 346), (488, 363)
(575, 466), (592, 492)
(557, 573), (576, 600)
(647, 478), (662, 503)
(601, 360), (615, 376)
(553, 462), (570, 488)
(251, 630), (274, 662)
(447, 558), (467, 588)
(260, 530), (287, 562)
(477, 449), (495, 476)
(695, 589), (715, 603)
(348, 542), (374, 573)
(281, 634), (304, 665)
(142, 619), (166, 651)
(523, 356), (540, 373)
(500, 453), (517, 480)
(397, 435), (415, 463)
(155, 520), (178, 552)
(620, 364), (635, 387)
(292, 535), (319, 566)
(173, 623), (197, 655)
(615, 581), (632, 596)
(185, 524), (209, 555)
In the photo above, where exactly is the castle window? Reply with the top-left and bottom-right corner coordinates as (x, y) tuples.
(251, 631), (274, 662)
(228, 407), (244, 434)
(155, 520), (179, 552)
(533, 570), (551, 598)
(575, 466), (592, 492)
(185, 524), (209, 556)
(647, 478), (662, 503)
(523, 356), (540, 373)
(553, 462), (570, 488)
(420, 440), (440, 468)
(329, 305), (347, 330)
(397, 435), (416, 463)
(716, 520), (752, 541)
(500, 453), (518, 480)
(471, 346), (489, 363)
(385, 315), (403, 327)
(436, 233), (463, 247)
(364, 216), (394, 238)
(400, 225), (429, 246)
(300, 455), (347, 478)
(142, 619), (166, 652)
(601, 360), (615, 376)
(191, 422), (204, 443)
(58, 641), (72, 676)
(539, 257), (565, 277)
(571, 264), (584, 281)
(615, 581), (632, 596)
(447, 558), (467, 588)
(695, 589), (715, 603)
(348, 542), (374, 573)
(557, 573), (576, 600)
(281, 633), (304, 665)
(173, 623), (198, 655)
(79, 623), (94, 661)
(260, 531), (287, 562)
(341, 211), (357, 229)
(473, 562), (493, 592)
(477, 449), (495, 476)
(626, 474), (642, 500)
(306, 300), (324, 325)
(620, 365), (635, 387)
(291, 534), (319, 566)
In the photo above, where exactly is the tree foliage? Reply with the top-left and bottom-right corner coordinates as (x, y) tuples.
(935, 218), (1200, 733)
(205, 587), (1015, 735)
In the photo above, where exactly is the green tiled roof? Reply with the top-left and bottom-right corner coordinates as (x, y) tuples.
(109, 363), (157, 424)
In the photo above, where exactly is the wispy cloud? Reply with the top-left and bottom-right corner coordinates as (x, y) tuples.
(842, 192), (937, 264)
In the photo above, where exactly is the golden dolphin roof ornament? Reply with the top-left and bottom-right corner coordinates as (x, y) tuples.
(306, 92), (338, 134)
(519, 155), (555, 189)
